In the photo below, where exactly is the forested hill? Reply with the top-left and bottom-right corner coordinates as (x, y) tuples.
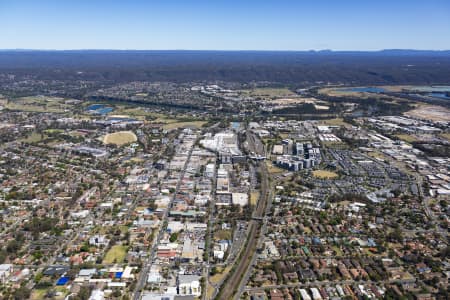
(1, 50), (450, 85)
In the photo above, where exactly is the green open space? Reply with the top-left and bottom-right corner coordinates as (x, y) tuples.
(102, 245), (128, 264)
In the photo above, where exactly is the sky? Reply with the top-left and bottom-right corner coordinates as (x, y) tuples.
(0, 0), (449, 51)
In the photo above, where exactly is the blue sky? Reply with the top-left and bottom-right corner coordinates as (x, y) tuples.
(0, 0), (449, 50)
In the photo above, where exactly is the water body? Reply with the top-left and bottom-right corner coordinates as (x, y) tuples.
(412, 86), (450, 93)
(87, 104), (105, 110)
(95, 107), (114, 114)
(341, 87), (386, 93)
(86, 104), (114, 115)
(428, 92), (450, 100)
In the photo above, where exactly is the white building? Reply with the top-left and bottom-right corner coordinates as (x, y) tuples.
(205, 163), (215, 178)
(0, 264), (13, 283)
(232, 193), (249, 206)
(178, 274), (201, 296)
(89, 235), (108, 247)
(88, 289), (105, 300)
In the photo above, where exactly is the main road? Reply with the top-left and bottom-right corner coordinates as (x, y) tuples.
(133, 137), (197, 300)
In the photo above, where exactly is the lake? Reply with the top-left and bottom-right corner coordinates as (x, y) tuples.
(86, 104), (114, 115)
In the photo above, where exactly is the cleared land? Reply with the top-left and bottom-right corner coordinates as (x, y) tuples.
(318, 87), (408, 104)
(312, 170), (339, 179)
(439, 133), (450, 142)
(266, 162), (285, 175)
(250, 191), (259, 206)
(207, 266), (232, 299)
(395, 134), (419, 143)
(210, 265), (232, 284)
(240, 87), (296, 100)
(31, 287), (67, 300)
(404, 105), (450, 122)
(103, 131), (137, 146)
(214, 229), (232, 241)
(319, 117), (349, 126)
(318, 87), (372, 98)
(162, 121), (206, 130)
(367, 151), (387, 161)
(268, 97), (330, 110)
(103, 245), (127, 264)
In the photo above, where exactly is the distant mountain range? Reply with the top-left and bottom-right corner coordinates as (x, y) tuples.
(0, 50), (449, 85)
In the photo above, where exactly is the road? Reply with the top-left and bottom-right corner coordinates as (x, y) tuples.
(133, 138), (196, 300)
(203, 160), (218, 300)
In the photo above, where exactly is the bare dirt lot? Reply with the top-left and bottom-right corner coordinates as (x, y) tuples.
(404, 105), (450, 122)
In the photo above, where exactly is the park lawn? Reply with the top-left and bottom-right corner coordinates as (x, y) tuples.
(20, 132), (49, 143)
(312, 170), (339, 179)
(113, 107), (208, 127)
(112, 106), (192, 122)
(103, 131), (137, 146)
(7, 102), (64, 113)
(44, 129), (65, 134)
(103, 245), (128, 264)
(332, 245), (343, 256)
(119, 225), (129, 234)
(162, 121), (206, 130)
(7, 96), (69, 113)
(113, 106), (159, 118)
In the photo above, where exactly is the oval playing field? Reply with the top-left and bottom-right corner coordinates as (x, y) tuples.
(103, 131), (137, 146)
